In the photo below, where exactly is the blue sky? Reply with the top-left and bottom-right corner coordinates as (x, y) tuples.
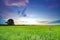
(0, 0), (60, 25)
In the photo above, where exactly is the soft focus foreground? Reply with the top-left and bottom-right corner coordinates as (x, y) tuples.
(0, 25), (60, 40)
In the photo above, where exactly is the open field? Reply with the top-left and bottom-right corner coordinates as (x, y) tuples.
(0, 25), (60, 40)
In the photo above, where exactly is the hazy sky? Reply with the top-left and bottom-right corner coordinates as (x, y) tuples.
(0, 0), (60, 25)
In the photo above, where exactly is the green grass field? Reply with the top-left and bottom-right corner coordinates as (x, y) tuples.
(0, 25), (60, 40)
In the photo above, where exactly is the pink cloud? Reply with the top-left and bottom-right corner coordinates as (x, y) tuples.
(48, 3), (59, 9)
(4, 0), (29, 7)
(45, 0), (57, 2)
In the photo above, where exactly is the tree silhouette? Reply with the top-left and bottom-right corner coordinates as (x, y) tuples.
(6, 19), (14, 25)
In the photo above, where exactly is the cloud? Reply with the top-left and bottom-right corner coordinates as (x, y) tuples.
(46, 0), (57, 2)
(45, 0), (59, 9)
(48, 3), (59, 9)
(50, 20), (60, 23)
(4, 0), (29, 7)
(37, 21), (48, 23)
(36, 21), (49, 25)
(0, 19), (5, 24)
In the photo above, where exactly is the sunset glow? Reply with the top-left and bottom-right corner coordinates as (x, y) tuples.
(0, 0), (60, 25)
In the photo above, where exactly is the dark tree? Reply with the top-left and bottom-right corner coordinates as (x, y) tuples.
(6, 19), (14, 25)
